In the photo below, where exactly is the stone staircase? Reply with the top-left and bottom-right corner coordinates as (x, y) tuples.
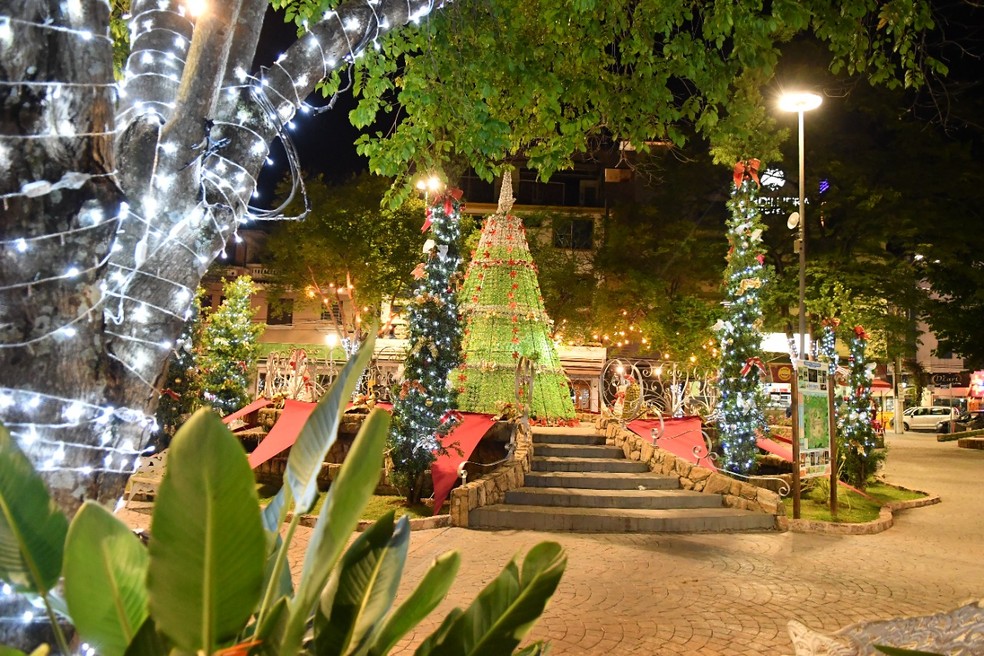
(469, 425), (776, 533)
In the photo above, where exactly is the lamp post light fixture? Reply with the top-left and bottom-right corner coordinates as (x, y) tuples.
(778, 91), (822, 359)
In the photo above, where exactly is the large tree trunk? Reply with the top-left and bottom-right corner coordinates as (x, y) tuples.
(1, 0), (441, 646)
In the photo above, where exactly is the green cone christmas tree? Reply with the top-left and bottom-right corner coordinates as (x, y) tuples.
(388, 189), (463, 503)
(714, 161), (770, 474)
(454, 172), (576, 424)
(155, 288), (206, 441)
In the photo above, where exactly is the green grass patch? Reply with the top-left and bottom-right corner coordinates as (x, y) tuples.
(781, 482), (926, 523)
(258, 484), (431, 521)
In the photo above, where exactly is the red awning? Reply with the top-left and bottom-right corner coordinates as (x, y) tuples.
(431, 413), (498, 515)
(870, 378), (892, 390)
(222, 397), (272, 425)
(627, 416), (716, 471)
(247, 399), (316, 468)
(756, 436), (793, 462)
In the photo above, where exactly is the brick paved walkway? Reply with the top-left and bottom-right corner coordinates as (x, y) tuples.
(120, 431), (984, 654)
(362, 432), (983, 655)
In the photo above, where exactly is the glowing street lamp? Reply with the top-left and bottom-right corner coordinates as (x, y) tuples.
(778, 91), (822, 358)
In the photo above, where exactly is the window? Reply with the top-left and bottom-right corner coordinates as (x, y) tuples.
(321, 301), (342, 323)
(267, 298), (294, 326)
(553, 218), (593, 250)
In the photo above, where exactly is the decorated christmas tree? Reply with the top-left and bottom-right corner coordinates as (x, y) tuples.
(714, 161), (770, 474)
(838, 325), (882, 488)
(197, 276), (264, 415)
(454, 172), (576, 424)
(388, 188), (463, 503)
(155, 288), (206, 441)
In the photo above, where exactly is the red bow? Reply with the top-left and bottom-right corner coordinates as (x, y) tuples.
(733, 159), (761, 189)
(853, 325), (868, 340)
(420, 208), (432, 233)
(740, 356), (766, 377)
(822, 317), (841, 329)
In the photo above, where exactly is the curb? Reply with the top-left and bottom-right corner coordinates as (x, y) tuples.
(778, 492), (940, 535)
(294, 513), (451, 531)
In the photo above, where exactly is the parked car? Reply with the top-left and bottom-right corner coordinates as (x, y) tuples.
(936, 410), (984, 434)
(891, 406), (960, 431)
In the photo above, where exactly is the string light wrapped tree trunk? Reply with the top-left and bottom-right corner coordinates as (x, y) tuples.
(714, 161), (771, 474)
(454, 172), (577, 424)
(388, 189), (463, 504)
(838, 325), (882, 489)
(0, 0), (443, 514)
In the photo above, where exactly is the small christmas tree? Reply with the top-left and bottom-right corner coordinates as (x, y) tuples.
(714, 161), (770, 474)
(198, 276), (264, 415)
(838, 325), (882, 488)
(155, 288), (206, 441)
(388, 189), (463, 503)
(454, 172), (576, 424)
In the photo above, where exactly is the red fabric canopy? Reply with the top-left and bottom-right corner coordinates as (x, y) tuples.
(247, 399), (316, 468)
(756, 436), (793, 462)
(431, 413), (497, 515)
(627, 416), (716, 471)
(870, 378), (892, 390)
(222, 397), (272, 426)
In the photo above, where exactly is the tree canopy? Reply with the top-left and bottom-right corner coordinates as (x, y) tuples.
(265, 173), (427, 312)
(277, 0), (944, 204)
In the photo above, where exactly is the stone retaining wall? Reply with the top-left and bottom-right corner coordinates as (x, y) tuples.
(605, 424), (785, 521)
(449, 424), (532, 527)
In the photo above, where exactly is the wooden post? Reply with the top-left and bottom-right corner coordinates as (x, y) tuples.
(828, 378), (838, 516)
(791, 371), (801, 519)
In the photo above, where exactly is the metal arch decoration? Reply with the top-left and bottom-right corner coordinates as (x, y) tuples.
(601, 358), (720, 424)
(264, 348), (324, 402)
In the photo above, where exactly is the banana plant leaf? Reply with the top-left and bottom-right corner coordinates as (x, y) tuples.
(314, 513), (410, 655)
(367, 550), (461, 656)
(281, 408), (390, 655)
(287, 333), (377, 514)
(414, 542), (566, 656)
(63, 502), (149, 656)
(146, 410), (266, 653)
(0, 425), (68, 596)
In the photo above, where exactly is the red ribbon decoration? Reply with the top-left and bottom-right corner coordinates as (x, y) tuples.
(420, 208), (433, 233)
(733, 158), (761, 189)
(853, 325), (868, 340)
(740, 356), (766, 377)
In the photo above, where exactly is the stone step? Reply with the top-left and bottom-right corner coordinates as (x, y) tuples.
(532, 432), (607, 446)
(524, 471), (679, 490)
(469, 504), (777, 533)
(532, 456), (649, 473)
(534, 443), (624, 459)
(505, 487), (722, 510)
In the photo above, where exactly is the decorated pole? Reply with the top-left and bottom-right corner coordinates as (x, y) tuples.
(714, 159), (770, 475)
(388, 187), (463, 503)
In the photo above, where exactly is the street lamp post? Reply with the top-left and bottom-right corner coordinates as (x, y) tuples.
(779, 91), (822, 520)
(779, 91), (822, 358)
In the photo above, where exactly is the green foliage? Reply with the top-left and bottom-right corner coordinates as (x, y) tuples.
(63, 503), (148, 656)
(109, 0), (130, 79)
(147, 410), (266, 653)
(197, 277), (265, 415)
(274, 0), (941, 201)
(389, 193), (464, 503)
(0, 342), (564, 655)
(0, 426), (67, 598)
(715, 177), (771, 474)
(265, 174), (427, 314)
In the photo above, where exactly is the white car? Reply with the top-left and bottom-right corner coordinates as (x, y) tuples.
(894, 406), (960, 431)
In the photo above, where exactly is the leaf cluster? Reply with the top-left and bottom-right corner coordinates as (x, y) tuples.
(0, 335), (566, 656)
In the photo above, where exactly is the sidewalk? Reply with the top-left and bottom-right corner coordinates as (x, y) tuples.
(379, 431), (984, 655)
(120, 431), (984, 654)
